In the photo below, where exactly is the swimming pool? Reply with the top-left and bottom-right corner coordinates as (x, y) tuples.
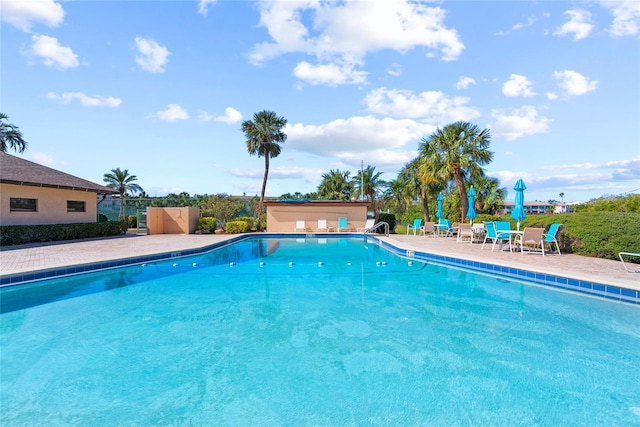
(1, 237), (639, 425)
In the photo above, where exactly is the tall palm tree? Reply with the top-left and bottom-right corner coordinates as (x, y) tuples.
(384, 176), (411, 221)
(399, 156), (446, 223)
(241, 110), (287, 231)
(353, 165), (386, 202)
(1, 113), (28, 153)
(353, 165), (387, 219)
(103, 168), (144, 220)
(317, 169), (353, 200)
(420, 121), (493, 221)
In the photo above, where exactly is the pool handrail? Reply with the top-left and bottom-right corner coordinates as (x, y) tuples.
(364, 221), (389, 236)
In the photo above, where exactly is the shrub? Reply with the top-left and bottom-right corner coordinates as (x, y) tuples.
(127, 215), (137, 228)
(198, 217), (217, 233)
(377, 213), (396, 233)
(0, 221), (128, 246)
(225, 220), (252, 234)
(402, 206), (423, 225)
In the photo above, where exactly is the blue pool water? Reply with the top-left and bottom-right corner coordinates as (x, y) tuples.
(1, 237), (639, 425)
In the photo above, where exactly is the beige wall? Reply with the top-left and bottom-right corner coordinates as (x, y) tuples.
(264, 201), (370, 232)
(0, 183), (98, 226)
(147, 206), (200, 235)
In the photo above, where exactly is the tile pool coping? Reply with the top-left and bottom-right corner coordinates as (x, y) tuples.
(1, 233), (638, 305)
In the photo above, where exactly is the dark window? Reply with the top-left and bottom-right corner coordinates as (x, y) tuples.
(67, 200), (86, 212)
(9, 198), (37, 212)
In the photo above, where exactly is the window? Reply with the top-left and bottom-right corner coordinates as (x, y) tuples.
(9, 198), (37, 212)
(67, 200), (86, 212)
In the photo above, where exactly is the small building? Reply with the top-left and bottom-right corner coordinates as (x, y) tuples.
(0, 152), (116, 226)
(264, 200), (371, 232)
(499, 201), (573, 215)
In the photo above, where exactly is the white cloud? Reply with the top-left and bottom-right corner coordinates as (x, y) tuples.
(134, 37), (170, 73)
(502, 74), (535, 97)
(364, 87), (480, 124)
(456, 76), (476, 90)
(0, 0), (64, 32)
(554, 9), (594, 41)
(28, 152), (55, 166)
(490, 106), (551, 140)
(248, 0), (464, 86)
(387, 63), (402, 77)
(47, 92), (122, 107)
(214, 107), (242, 124)
(25, 34), (78, 69)
(553, 70), (598, 96)
(496, 16), (536, 35)
(293, 61), (367, 86)
(601, 0), (640, 36)
(156, 104), (189, 121)
(197, 0), (217, 16)
(546, 92), (559, 100)
(285, 115), (432, 170)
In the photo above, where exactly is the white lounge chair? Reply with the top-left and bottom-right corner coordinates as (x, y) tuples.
(317, 219), (333, 232)
(294, 220), (306, 232)
(357, 218), (375, 232)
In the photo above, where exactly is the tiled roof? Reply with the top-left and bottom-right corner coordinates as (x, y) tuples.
(0, 152), (116, 194)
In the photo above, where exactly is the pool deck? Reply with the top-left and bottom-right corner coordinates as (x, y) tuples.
(1, 231), (638, 290)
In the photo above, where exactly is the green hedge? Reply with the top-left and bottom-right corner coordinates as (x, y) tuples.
(197, 217), (218, 233)
(377, 213), (396, 233)
(225, 220), (252, 234)
(0, 221), (128, 246)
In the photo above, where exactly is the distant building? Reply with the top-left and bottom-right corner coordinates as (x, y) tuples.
(0, 152), (116, 226)
(499, 201), (574, 215)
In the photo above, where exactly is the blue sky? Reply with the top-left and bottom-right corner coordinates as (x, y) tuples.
(2, 0), (639, 203)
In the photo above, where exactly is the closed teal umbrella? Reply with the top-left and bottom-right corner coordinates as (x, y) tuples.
(436, 193), (444, 220)
(511, 178), (527, 230)
(466, 186), (477, 223)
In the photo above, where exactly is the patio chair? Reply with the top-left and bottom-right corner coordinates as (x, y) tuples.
(514, 227), (545, 255)
(471, 223), (486, 243)
(294, 220), (306, 232)
(422, 221), (436, 237)
(337, 217), (350, 232)
(619, 252), (640, 273)
(543, 223), (562, 254)
(407, 218), (424, 235)
(481, 221), (511, 251)
(317, 219), (333, 232)
(357, 218), (375, 232)
(438, 219), (454, 237)
(456, 223), (473, 243)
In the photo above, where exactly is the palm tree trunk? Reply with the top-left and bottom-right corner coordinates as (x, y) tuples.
(421, 188), (430, 222)
(258, 153), (269, 231)
(119, 189), (125, 221)
(453, 170), (468, 221)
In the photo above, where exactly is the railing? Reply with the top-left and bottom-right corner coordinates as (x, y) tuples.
(364, 221), (389, 236)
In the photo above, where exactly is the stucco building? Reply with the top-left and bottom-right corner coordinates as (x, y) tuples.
(0, 152), (116, 226)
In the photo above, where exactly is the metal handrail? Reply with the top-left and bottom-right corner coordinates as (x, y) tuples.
(364, 221), (389, 236)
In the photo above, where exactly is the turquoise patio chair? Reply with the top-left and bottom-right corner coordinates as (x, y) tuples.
(543, 223), (562, 254)
(481, 221), (511, 251)
(438, 219), (454, 237)
(337, 217), (349, 232)
(407, 218), (424, 235)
